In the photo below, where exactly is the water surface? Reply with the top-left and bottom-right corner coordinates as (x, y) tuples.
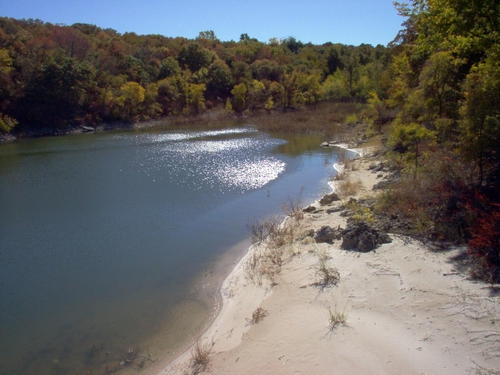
(0, 126), (341, 374)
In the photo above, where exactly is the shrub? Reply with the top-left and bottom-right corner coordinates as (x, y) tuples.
(328, 306), (347, 330)
(249, 217), (280, 244)
(466, 192), (500, 282)
(245, 246), (283, 285)
(281, 192), (304, 221)
(249, 307), (267, 324)
(316, 258), (340, 287)
(190, 340), (212, 375)
(346, 199), (376, 224)
(336, 176), (362, 198)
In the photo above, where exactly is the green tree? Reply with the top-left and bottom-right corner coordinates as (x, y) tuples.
(247, 79), (266, 110)
(177, 42), (214, 72)
(418, 51), (461, 120)
(386, 53), (414, 108)
(365, 91), (385, 133)
(158, 56), (181, 79)
(391, 122), (436, 179)
(231, 61), (252, 84)
(416, 0), (499, 64)
(459, 56), (500, 186)
(15, 56), (90, 130)
(320, 71), (349, 101)
(206, 58), (233, 100)
(251, 59), (283, 82)
(157, 76), (185, 115)
(283, 37), (303, 54)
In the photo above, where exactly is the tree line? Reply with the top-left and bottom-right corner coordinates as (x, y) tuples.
(0, 17), (390, 135)
(375, 0), (499, 280)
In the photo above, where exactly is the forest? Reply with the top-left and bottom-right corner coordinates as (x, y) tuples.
(377, 0), (499, 281)
(0, 17), (389, 135)
(0, 0), (499, 279)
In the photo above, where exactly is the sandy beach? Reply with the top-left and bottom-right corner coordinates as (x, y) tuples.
(159, 145), (500, 375)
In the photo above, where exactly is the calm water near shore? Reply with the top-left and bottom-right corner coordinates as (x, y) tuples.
(0, 125), (343, 375)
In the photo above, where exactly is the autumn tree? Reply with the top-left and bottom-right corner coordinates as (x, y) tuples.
(0, 16), (393, 133)
(230, 82), (247, 113)
(183, 83), (206, 114)
(114, 81), (146, 120)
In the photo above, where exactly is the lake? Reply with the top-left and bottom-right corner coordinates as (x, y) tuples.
(0, 125), (343, 375)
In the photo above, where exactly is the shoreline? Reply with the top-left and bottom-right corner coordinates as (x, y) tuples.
(157, 142), (360, 374)
(155, 144), (355, 375)
(158, 143), (500, 374)
(136, 238), (253, 375)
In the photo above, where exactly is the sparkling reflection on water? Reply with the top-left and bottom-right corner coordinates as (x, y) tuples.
(0, 127), (339, 375)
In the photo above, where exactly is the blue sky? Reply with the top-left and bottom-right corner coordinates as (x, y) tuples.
(0, 0), (403, 46)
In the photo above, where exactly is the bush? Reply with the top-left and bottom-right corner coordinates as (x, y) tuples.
(336, 176), (362, 198)
(466, 192), (500, 282)
(249, 307), (268, 324)
(190, 341), (212, 375)
(328, 306), (347, 330)
(316, 258), (340, 287)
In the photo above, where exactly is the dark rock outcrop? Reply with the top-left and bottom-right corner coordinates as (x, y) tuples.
(319, 193), (340, 206)
(341, 222), (392, 252)
(315, 225), (343, 244)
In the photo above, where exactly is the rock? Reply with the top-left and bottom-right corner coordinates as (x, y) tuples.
(326, 203), (345, 214)
(315, 225), (343, 244)
(303, 205), (316, 213)
(81, 125), (95, 132)
(373, 180), (392, 190)
(319, 192), (340, 206)
(300, 229), (315, 240)
(341, 222), (392, 252)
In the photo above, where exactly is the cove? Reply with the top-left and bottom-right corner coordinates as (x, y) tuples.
(0, 126), (342, 375)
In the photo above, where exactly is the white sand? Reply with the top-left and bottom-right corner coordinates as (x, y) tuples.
(159, 147), (500, 375)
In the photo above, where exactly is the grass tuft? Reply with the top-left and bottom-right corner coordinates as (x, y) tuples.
(317, 258), (340, 287)
(328, 306), (347, 330)
(190, 340), (212, 375)
(249, 307), (268, 324)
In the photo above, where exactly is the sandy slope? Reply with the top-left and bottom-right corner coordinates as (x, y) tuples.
(160, 148), (500, 375)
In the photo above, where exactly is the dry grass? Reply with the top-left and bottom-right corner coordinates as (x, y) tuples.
(252, 102), (367, 137)
(190, 341), (213, 375)
(245, 194), (307, 285)
(328, 306), (347, 330)
(281, 193), (305, 222)
(316, 258), (340, 287)
(249, 217), (280, 244)
(249, 215), (296, 248)
(249, 307), (268, 324)
(335, 176), (362, 198)
(245, 245), (284, 285)
(246, 212), (302, 285)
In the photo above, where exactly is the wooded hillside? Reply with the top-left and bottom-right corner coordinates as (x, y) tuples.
(0, 17), (389, 135)
(376, 0), (499, 281)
